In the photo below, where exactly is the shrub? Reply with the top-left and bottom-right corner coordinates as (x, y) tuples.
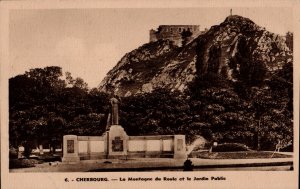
(9, 159), (41, 169)
(9, 146), (18, 159)
(212, 143), (251, 152)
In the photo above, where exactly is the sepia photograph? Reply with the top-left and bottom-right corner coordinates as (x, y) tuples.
(1, 1), (299, 189)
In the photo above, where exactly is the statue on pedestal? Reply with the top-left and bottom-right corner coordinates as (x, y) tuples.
(110, 96), (119, 125)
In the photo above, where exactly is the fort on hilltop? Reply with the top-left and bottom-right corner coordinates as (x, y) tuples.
(150, 25), (204, 46)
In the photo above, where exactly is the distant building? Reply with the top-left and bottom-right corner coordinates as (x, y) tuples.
(150, 25), (202, 46)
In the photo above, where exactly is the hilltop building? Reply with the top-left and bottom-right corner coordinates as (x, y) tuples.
(150, 25), (203, 46)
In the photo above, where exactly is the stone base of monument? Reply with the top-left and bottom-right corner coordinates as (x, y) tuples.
(107, 125), (128, 159)
(62, 135), (80, 163)
(173, 135), (188, 159)
(62, 156), (80, 163)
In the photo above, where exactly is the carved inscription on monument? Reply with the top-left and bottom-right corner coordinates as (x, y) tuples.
(177, 139), (183, 151)
(112, 137), (123, 152)
(67, 140), (74, 153)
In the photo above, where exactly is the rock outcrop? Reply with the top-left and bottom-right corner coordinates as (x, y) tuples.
(99, 15), (292, 96)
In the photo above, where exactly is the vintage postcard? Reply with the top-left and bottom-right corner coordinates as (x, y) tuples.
(0, 0), (299, 189)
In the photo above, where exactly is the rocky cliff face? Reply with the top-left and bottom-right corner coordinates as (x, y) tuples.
(99, 15), (292, 96)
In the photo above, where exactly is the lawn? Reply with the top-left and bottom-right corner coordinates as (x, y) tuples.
(189, 151), (292, 159)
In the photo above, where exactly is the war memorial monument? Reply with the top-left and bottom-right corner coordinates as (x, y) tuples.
(62, 97), (187, 162)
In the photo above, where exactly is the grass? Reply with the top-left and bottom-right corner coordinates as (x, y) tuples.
(9, 159), (43, 169)
(189, 151), (292, 159)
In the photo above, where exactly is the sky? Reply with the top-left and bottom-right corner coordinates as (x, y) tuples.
(9, 8), (293, 88)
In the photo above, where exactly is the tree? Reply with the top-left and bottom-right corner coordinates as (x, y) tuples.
(9, 73), (49, 151)
(46, 115), (66, 153)
(9, 67), (94, 154)
(25, 66), (66, 90)
(88, 88), (110, 113)
(120, 88), (193, 141)
(65, 71), (88, 91)
(66, 113), (106, 136)
(249, 83), (292, 150)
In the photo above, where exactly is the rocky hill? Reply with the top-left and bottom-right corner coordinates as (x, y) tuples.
(99, 15), (292, 96)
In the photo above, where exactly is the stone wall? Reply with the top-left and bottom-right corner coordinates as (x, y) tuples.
(62, 125), (187, 162)
(150, 25), (202, 46)
(127, 135), (174, 158)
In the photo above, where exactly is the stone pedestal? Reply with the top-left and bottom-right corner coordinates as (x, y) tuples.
(39, 144), (44, 155)
(107, 125), (128, 158)
(18, 146), (24, 159)
(173, 135), (187, 159)
(62, 135), (80, 163)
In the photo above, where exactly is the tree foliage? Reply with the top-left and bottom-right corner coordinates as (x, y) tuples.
(9, 67), (109, 152)
(9, 62), (293, 152)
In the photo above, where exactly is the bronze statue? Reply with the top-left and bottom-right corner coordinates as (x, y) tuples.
(110, 97), (119, 125)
